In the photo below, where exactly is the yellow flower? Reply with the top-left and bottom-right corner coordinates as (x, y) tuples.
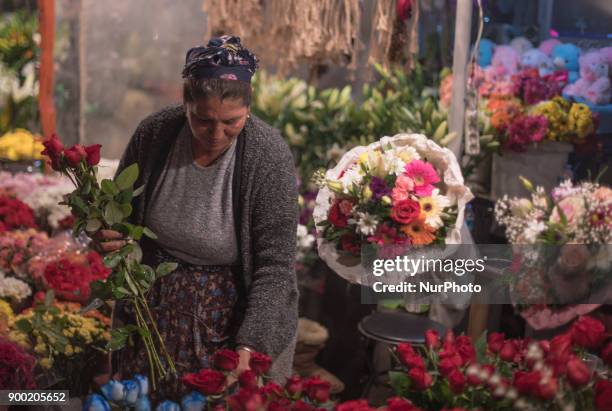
(34, 343), (47, 355)
(102, 332), (111, 341)
(8, 330), (30, 349)
(39, 358), (53, 369)
(64, 344), (74, 356)
(0, 300), (13, 321)
(0, 129), (44, 161)
(568, 103), (595, 139)
(74, 346), (83, 353)
(530, 99), (568, 141)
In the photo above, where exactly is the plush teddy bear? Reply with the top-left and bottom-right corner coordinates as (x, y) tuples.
(487, 45), (521, 80)
(510, 36), (534, 55)
(521, 49), (554, 76)
(564, 50), (611, 105)
(601, 47), (612, 67)
(552, 43), (581, 83)
(478, 38), (495, 67)
(539, 38), (562, 56)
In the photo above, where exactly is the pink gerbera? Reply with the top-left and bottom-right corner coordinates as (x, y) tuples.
(404, 160), (440, 196)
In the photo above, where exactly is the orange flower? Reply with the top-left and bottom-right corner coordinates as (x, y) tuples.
(400, 218), (437, 246)
(488, 98), (523, 130)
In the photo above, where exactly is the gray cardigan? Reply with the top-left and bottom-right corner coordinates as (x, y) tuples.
(115, 104), (299, 380)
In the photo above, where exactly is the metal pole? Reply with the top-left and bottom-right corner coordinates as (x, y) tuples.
(447, 0), (473, 159)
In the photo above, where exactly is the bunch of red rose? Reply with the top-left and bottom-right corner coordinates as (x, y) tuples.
(392, 315), (612, 410)
(511, 68), (566, 105)
(41, 133), (101, 170)
(0, 195), (37, 232)
(43, 251), (110, 303)
(0, 337), (37, 389)
(182, 348), (334, 411)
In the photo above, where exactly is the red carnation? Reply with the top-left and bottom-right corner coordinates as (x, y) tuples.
(213, 349), (240, 371)
(182, 369), (225, 395)
(329, 201), (349, 228)
(571, 316), (606, 349)
(248, 351), (272, 375)
(304, 376), (331, 404)
(84, 144), (102, 166)
(0, 337), (37, 389)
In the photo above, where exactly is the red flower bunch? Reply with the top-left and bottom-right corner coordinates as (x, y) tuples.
(41, 134), (101, 171)
(0, 337), (37, 389)
(512, 68), (565, 105)
(43, 251), (110, 303)
(0, 196), (37, 232)
(391, 316), (611, 410)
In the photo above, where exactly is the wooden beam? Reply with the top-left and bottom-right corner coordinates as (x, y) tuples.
(448, 0), (473, 158)
(38, 0), (56, 138)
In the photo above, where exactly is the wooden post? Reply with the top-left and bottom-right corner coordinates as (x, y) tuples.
(447, 0), (472, 158)
(38, 0), (56, 138)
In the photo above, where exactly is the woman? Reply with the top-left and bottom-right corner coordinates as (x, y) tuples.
(101, 36), (299, 399)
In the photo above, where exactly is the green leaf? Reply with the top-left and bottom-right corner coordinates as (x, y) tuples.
(104, 201), (124, 225)
(112, 286), (131, 299)
(156, 262), (178, 278)
(118, 243), (135, 257)
(137, 327), (151, 339)
(15, 318), (32, 333)
(132, 226), (144, 241)
(106, 329), (130, 351)
(133, 185), (145, 197)
(81, 178), (92, 195)
(101, 179), (119, 196)
(475, 330), (488, 363)
(103, 253), (122, 269)
(117, 188), (133, 204)
(115, 163), (139, 191)
(85, 218), (102, 233)
(120, 203), (133, 218)
(143, 227), (158, 240)
(388, 370), (411, 397)
(44, 290), (55, 307)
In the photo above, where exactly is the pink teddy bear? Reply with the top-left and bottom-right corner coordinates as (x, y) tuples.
(484, 45), (521, 83)
(564, 50), (611, 105)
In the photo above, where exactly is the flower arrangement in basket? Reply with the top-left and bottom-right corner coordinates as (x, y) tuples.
(385, 316), (612, 411)
(495, 178), (612, 329)
(313, 134), (473, 283)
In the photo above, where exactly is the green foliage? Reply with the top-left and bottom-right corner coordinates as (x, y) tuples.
(251, 64), (452, 184)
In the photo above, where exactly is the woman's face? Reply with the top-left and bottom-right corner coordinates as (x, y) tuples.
(185, 96), (249, 153)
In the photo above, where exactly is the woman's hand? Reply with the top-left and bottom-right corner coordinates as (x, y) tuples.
(92, 229), (128, 255)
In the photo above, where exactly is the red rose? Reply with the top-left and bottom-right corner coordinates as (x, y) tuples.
(567, 356), (591, 387)
(499, 340), (518, 362)
(285, 375), (303, 396)
(84, 144), (102, 166)
(329, 201), (349, 228)
(408, 367), (433, 390)
(238, 370), (258, 390)
(182, 369), (226, 395)
(338, 200), (354, 216)
(455, 335), (476, 365)
(571, 316), (606, 349)
(340, 233), (360, 256)
(214, 349), (240, 371)
(268, 399), (292, 411)
(336, 400), (374, 411)
(438, 358), (458, 378)
(547, 333), (573, 376)
(63, 145), (85, 167)
(259, 382), (283, 401)
(487, 332), (505, 354)
(293, 400), (316, 411)
(513, 370), (540, 397)
(41, 133), (64, 160)
(447, 369), (466, 394)
(439, 344), (462, 371)
(385, 397), (422, 411)
(304, 376), (331, 404)
(536, 376), (558, 401)
(601, 343), (612, 368)
(424, 330), (440, 350)
(595, 379), (612, 411)
(401, 352), (425, 370)
(249, 352), (272, 375)
(443, 330), (455, 345)
(390, 199), (420, 224)
(227, 388), (263, 411)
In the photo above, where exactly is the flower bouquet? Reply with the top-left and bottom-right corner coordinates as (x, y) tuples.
(386, 316), (611, 410)
(40, 134), (178, 389)
(0, 195), (37, 232)
(495, 179), (612, 329)
(313, 134), (473, 284)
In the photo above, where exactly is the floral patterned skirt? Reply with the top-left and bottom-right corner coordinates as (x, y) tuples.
(114, 247), (238, 401)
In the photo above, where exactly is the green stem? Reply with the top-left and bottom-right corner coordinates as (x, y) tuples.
(134, 297), (158, 390)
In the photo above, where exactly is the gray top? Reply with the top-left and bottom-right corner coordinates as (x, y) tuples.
(145, 124), (239, 266)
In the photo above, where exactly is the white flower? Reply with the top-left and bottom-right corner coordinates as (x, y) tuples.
(349, 212), (379, 236)
(339, 166), (363, 193)
(24, 183), (73, 229)
(382, 151), (406, 175)
(296, 224), (315, 261)
(419, 189), (450, 229)
(12, 62), (38, 103)
(395, 146), (420, 163)
(97, 159), (120, 182)
(522, 221), (547, 243)
(0, 271), (31, 302)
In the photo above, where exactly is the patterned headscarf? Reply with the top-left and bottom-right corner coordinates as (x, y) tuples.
(182, 35), (259, 82)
